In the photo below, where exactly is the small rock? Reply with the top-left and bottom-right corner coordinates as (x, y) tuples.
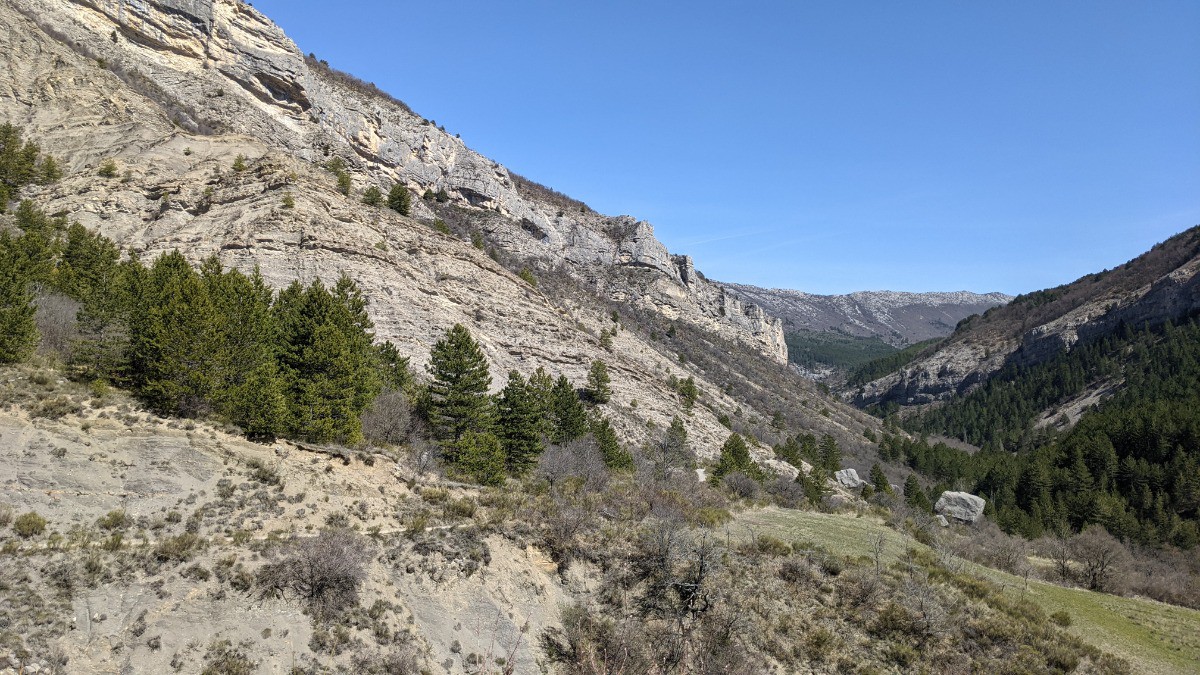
(936, 515), (949, 527)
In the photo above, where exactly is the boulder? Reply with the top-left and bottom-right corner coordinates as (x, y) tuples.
(834, 468), (866, 489)
(934, 491), (985, 523)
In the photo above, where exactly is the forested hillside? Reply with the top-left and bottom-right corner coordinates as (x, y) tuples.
(886, 316), (1200, 548)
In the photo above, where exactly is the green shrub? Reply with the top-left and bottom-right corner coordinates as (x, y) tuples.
(97, 509), (130, 530)
(98, 160), (118, 178)
(432, 219), (450, 234)
(362, 185), (383, 206)
(884, 642), (917, 668)
(387, 184), (411, 215)
(281, 192), (295, 209)
(1050, 610), (1072, 627)
(32, 396), (81, 420)
(516, 268), (537, 287)
(445, 497), (477, 519)
(13, 511), (47, 538)
(154, 532), (202, 562)
(232, 154), (247, 172)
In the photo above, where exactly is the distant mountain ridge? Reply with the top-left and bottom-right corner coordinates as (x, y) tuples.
(855, 225), (1200, 406)
(722, 284), (1011, 347)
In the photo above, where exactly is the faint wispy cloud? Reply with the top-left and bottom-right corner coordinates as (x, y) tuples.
(681, 228), (780, 247)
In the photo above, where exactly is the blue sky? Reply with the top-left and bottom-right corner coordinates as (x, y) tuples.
(252, 1), (1200, 295)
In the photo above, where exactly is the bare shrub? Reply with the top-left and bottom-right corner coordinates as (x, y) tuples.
(722, 472), (759, 500)
(1072, 525), (1129, 593)
(958, 520), (1028, 574)
(33, 292), (80, 357)
(200, 639), (256, 675)
(1123, 547), (1200, 609)
(537, 437), (609, 494)
(256, 529), (370, 619)
(632, 522), (721, 629)
(360, 389), (412, 447)
(765, 476), (805, 509)
(541, 604), (654, 674)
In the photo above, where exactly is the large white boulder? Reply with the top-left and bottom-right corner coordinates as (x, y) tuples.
(834, 468), (866, 489)
(935, 491), (985, 523)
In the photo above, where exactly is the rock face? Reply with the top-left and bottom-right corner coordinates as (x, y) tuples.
(935, 492), (986, 523)
(856, 227), (1200, 406)
(723, 285), (1010, 347)
(834, 468), (866, 489)
(11, 0), (785, 364)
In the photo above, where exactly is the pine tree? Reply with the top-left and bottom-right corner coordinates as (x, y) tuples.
(374, 340), (413, 392)
(869, 463), (892, 494)
(677, 376), (698, 412)
(819, 434), (842, 473)
(494, 370), (543, 475)
(387, 184), (412, 215)
(593, 415), (634, 471)
(201, 260), (286, 439)
(710, 432), (765, 484)
(549, 375), (588, 443)
(426, 324), (493, 445)
(904, 474), (932, 512)
(0, 231), (38, 363)
(128, 251), (218, 416)
(274, 276), (382, 444)
(454, 430), (506, 486)
(362, 185), (383, 207)
(584, 358), (612, 404)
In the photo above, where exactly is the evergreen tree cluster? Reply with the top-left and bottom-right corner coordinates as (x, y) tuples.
(888, 317), (1200, 549)
(0, 123), (61, 211)
(773, 431), (842, 476)
(0, 200), (396, 444)
(424, 325), (633, 484)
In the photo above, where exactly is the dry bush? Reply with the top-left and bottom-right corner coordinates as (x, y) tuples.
(721, 472), (759, 500)
(33, 292), (80, 358)
(957, 520), (1029, 574)
(256, 529), (370, 620)
(360, 389), (412, 447)
(537, 437), (609, 494)
(765, 476), (806, 509)
(1072, 525), (1129, 592)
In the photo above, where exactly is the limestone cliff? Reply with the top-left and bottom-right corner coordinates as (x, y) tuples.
(0, 0), (853, 468)
(12, 0), (785, 364)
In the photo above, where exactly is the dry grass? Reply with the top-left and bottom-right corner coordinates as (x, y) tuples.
(734, 506), (1200, 674)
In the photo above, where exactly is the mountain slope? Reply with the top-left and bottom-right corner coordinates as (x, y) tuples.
(723, 284), (1010, 347)
(855, 226), (1200, 406)
(9, 0), (786, 365)
(0, 0), (888, 465)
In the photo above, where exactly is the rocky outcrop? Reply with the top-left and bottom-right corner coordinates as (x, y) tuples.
(16, 0), (785, 363)
(935, 491), (986, 523)
(723, 285), (1010, 347)
(834, 468), (866, 489)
